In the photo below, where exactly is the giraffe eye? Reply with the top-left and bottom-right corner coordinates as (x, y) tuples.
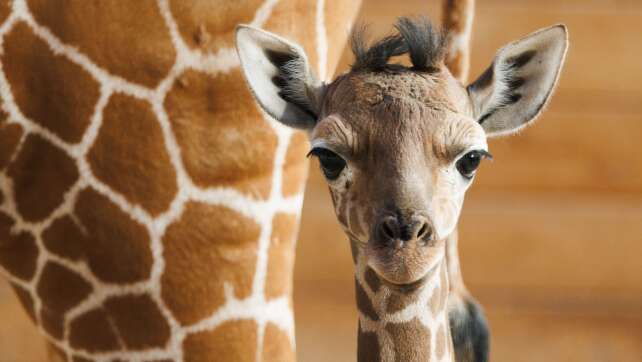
(456, 150), (492, 179)
(308, 147), (346, 180)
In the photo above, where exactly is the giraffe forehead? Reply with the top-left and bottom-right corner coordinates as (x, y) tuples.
(313, 108), (485, 163)
(315, 70), (483, 159)
(326, 70), (451, 110)
(348, 71), (432, 103)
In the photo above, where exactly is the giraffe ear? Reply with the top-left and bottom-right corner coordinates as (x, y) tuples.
(236, 25), (323, 130)
(467, 24), (569, 137)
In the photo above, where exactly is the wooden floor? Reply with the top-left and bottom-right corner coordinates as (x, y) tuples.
(1, 1), (642, 361)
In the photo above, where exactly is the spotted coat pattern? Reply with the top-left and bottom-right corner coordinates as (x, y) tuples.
(0, 0), (360, 361)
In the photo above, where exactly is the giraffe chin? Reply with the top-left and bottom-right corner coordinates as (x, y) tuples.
(365, 251), (441, 292)
(378, 272), (430, 293)
(365, 236), (444, 289)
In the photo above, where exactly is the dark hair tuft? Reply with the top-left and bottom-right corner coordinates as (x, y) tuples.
(395, 16), (446, 71)
(350, 24), (407, 72)
(349, 17), (446, 73)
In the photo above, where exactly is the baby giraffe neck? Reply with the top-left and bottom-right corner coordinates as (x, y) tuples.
(355, 258), (453, 362)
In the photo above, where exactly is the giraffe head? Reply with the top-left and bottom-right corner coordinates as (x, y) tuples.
(237, 17), (568, 287)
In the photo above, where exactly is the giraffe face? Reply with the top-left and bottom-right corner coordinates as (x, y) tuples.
(237, 17), (568, 285)
(310, 69), (488, 285)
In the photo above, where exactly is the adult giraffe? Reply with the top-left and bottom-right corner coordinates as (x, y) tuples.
(0, 0), (360, 361)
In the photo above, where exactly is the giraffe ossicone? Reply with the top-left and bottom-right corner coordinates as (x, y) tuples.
(238, 14), (568, 361)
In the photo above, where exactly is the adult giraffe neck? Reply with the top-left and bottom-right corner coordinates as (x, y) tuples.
(442, 0), (476, 83)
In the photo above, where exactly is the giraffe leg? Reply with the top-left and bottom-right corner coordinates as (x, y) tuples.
(448, 292), (489, 362)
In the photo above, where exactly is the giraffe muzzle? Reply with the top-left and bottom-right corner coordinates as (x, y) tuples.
(375, 213), (434, 249)
(365, 211), (440, 285)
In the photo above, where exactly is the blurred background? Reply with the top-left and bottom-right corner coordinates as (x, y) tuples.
(1, 0), (641, 361)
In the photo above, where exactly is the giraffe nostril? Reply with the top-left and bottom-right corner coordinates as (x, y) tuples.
(376, 214), (433, 247)
(381, 219), (396, 240)
(414, 218), (434, 243)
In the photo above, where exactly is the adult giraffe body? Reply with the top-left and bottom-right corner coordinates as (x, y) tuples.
(0, 0), (360, 361)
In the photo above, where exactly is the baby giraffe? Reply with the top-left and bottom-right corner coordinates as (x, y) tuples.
(237, 17), (567, 362)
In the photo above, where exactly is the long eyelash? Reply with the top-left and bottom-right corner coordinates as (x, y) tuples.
(306, 147), (324, 158)
(478, 150), (493, 161)
(480, 150), (494, 160)
(307, 147), (340, 159)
